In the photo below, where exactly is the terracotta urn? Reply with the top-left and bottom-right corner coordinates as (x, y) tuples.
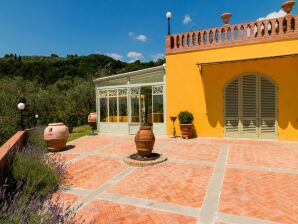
(88, 112), (97, 128)
(135, 125), (155, 157)
(221, 12), (232, 24)
(281, 1), (295, 14)
(179, 124), (193, 139)
(44, 123), (69, 152)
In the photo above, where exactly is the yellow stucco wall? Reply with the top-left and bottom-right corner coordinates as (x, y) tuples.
(166, 39), (298, 141)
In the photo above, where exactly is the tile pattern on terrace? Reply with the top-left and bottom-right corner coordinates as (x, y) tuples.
(50, 134), (298, 224)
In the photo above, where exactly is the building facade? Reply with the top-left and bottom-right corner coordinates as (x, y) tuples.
(94, 66), (166, 135)
(166, 13), (298, 141)
(95, 12), (298, 141)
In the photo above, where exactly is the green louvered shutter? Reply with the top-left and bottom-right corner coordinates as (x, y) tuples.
(259, 76), (277, 139)
(224, 79), (240, 137)
(241, 75), (258, 138)
(225, 74), (277, 139)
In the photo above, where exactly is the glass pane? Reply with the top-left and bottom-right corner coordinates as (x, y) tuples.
(131, 95), (140, 123)
(109, 97), (117, 122)
(118, 96), (128, 122)
(153, 95), (164, 123)
(99, 98), (107, 122)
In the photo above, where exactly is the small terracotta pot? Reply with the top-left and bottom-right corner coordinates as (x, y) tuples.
(221, 12), (232, 24)
(135, 125), (155, 157)
(281, 1), (295, 14)
(88, 112), (97, 128)
(44, 123), (69, 152)
(179, 124), (193, 139)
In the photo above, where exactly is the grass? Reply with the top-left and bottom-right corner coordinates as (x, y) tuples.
(68, 125), (94, 142)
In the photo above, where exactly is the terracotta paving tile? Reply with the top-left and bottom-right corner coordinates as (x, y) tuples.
(100, 138), (171, 156)
(48, 153), (79, 164)
(51, 192), (81, 209)
(64, 156), (127, 190)
(107, 163), (213, 208)
(158, 142), (221, 162)
(100, 140), (136, 155)
(228, 145), (298, 170)
(75, 200), (198, 224)
(68, 137), (114, 153)
(219, 168), (298, 224)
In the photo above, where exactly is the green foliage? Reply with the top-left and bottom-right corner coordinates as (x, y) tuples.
(68, 125), (93, 142)
(27, 128), (47, 151)
(0, 54), (165, 145)
(12, 152), (59, 198)
(65, 112), (79, 128)
(178, 111), (194, 124)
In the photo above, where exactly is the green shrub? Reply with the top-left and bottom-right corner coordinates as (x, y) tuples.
(12, 152), (59, 198)
(178, 111), (194, 124)
(27, 127), (47, 151)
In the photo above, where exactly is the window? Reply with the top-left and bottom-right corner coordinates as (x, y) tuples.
(131, 95), (140, 123)
(99, 98), (107, 122)
(118, 96), (128, 122)
(153, 95), (164, 123)
(109, 97), (117, 122)
(152, 85), (164, 123)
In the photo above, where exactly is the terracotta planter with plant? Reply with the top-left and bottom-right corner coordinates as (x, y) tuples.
(178, 111), (194, 139)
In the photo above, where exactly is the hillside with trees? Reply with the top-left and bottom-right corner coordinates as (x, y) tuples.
(0, 54), (165, 145)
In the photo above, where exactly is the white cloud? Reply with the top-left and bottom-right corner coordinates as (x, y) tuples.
(151, 53), (164, 61)
(127, 51), (144, 61)
(106, 53), (123, 61)
(129, 32), (147, 42)
(183, 14), (192, 24)
(135, 34), (147, 42)
(257, 10), (286, 21)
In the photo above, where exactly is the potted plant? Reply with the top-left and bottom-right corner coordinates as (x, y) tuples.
(178, 111), (194, 139)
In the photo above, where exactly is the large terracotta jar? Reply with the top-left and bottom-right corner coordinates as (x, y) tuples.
(44, 123), (69, 152)
(88, 112), (97, 128)
(135, 125), (155, 157)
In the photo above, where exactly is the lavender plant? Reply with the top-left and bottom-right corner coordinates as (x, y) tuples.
(0, 128), (84, 223)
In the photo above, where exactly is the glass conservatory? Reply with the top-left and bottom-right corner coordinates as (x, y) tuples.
(93, 65), (166, 135)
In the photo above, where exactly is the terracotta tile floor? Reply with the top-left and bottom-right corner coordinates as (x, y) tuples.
(65, 156), (127, 189)
(52, 134), (298, 224)
(75, 200), (197, 224)
(219, 168), (298, 224)
(228, 145), (298, 170)
(107, 162), (213, 208)
(159, 142), (221, 162)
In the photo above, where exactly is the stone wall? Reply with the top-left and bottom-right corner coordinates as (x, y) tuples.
(0, 131), (27, 184)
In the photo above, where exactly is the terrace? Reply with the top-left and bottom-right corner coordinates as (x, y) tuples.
(166, 14), (298, 55)
(51, 134), (298, 224)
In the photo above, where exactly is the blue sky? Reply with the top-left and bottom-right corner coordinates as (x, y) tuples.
(0, 0), (297, 61)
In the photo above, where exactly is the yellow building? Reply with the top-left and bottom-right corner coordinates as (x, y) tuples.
(95, 9), (298, 141)
(166, 12), (298, 141)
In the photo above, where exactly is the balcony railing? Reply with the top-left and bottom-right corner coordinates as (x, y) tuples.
(166, 14), (298, 54)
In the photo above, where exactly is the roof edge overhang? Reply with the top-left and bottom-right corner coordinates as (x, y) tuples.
(93, 64), (166, 83)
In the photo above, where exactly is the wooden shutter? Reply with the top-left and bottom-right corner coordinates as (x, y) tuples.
(225, 79), (239, 137)
(259, 77), (277, 139)
(241, 75), (258, 138)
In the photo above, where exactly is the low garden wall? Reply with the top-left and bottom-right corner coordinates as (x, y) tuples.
(0, 131), (27, 184)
